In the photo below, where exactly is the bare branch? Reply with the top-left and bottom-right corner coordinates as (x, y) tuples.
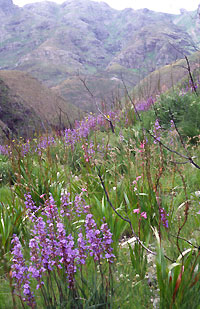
(79, 77), (115, 133)
(120, 73), (142, 122)
(58, 106), (73, 130)
(185, 55), (198, 95)
(146, 130), (188, 159)
(169, 160), (190, 165)
(169, 233), (199, 249)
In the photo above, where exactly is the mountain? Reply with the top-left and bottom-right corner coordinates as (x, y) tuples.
(108, 22), (194, 72)
(0, 0), (16, 14)
(0, 70), (80, 139)
(0, 0), (200, 112)
(173, 6), (200, 46)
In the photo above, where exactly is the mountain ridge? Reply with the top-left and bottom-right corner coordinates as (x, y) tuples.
(1, 0), (200, 116)
(1, 1), (198, 78)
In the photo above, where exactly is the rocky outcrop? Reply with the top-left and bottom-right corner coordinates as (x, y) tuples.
(108, 23), (196, 72)
(174, 5), (200, 46)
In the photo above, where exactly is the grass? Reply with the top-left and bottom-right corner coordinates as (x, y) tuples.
(0, 82), (200, 307)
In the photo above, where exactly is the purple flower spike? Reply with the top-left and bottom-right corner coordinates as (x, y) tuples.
(11, 235), (35, 307)
(153, 119), (161, 144)
(77, 232), (88, 265)
(100, 221), (115, 263)
(24, 194), (37, 213)
(160, 208), (169, 228)
(85, 214), (115, 263)
(56, 222), (78, 288)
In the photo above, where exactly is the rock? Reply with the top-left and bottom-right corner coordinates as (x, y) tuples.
(180, 8), (188, 15)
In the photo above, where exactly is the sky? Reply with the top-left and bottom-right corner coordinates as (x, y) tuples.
(13, 0), (200, 14)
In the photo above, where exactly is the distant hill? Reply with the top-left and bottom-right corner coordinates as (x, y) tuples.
(0, 0), (200, 111)
(132, 51), (200, 100)
(52, 74), (125, 112)
(0, 70), (80, 139)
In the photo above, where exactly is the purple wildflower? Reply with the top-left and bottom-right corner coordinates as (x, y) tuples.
(136, 97), (156, 112)
(153, 119), (161, 144)
(24, 194), (38, 214)
(160, 208), (169, 228)
(11, 235), (35, 307)
(60, 192), (90, 219)
(22, 140), (30, 156)
(85, 214), (115, 263)
(60, 192), (72, 218)
(77, 232), (88, 265)
(29, 238), (45, 289)
(56, 222), (78, 288)
(85, 214), (102, 261)
(100, 221), (115, 263)
(0, 145), (11, 156)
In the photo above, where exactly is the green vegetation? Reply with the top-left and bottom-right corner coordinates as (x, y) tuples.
(0, 79), (200, 307)
(1, 2), (200, 308)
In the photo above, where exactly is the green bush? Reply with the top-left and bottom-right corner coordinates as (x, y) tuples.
(0, 155), (13, 186)
(142, 92), (200, 142)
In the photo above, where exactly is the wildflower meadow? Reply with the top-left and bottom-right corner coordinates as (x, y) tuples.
(0, 79), (200, 308)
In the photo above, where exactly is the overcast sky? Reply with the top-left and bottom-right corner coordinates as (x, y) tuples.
(13, 0), (200, 14)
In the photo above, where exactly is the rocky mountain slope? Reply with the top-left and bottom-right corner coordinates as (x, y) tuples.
(0, 0), (200, 112)
(174, 5), (200, 46)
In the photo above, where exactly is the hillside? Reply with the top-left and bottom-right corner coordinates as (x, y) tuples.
(0, 70), (80, 139)
(52, 74), (125, 112)
(0, 0), (199, 111)
(132, 51), (200, 100)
